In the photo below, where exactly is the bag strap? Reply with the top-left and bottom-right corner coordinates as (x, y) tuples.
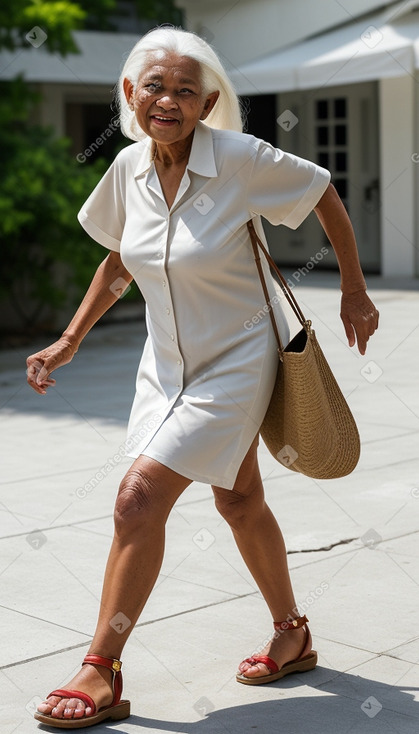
(249, 223), (284, 353)
(247, 219), (307, 326)
(247, 219), (310, 355)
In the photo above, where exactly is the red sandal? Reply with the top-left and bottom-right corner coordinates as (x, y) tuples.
(34, 654), (131, 729)
(236, 615), (317, 685)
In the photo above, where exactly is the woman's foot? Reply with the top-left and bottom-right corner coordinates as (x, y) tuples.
(36, 662), (114, 720)
(238, 624), (307, 679)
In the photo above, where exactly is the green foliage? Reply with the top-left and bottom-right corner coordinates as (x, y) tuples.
(0, 79), (109, 329)
(79, 0), (117, 31)
(0, 0), (181, 331)
(134, 0), (183, 25)
(0, 1), (87, 55)
(0, 0), (183, 55)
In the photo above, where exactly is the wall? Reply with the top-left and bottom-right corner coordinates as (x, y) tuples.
(379, 75), (415, 276)
(177, 0), (401, 66)
(37, 83), (115, 136)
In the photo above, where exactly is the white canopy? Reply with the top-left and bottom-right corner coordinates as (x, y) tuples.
(228, 7), (419, 95)
(0, 31), (139, 85)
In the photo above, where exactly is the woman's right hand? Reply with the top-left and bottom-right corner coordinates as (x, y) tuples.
(26, 336), (78, 395)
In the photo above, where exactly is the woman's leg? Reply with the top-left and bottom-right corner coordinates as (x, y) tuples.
(37, 455), (192, 720)
(212, 435), (307, 678)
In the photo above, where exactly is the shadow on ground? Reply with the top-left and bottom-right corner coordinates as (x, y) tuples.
(35, 667), (419, 733)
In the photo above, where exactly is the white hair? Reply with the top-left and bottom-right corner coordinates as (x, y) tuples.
(117, 26), (243, 141)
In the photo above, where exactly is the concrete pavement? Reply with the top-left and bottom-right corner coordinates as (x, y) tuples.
(1, 271), (418, 733)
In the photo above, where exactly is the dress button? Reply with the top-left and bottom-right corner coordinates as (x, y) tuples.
(170, 334), (175, 340)
(177, 360), (181, 365)
(166, 307), (170, 315)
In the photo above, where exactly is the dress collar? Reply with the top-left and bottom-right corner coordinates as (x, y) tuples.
(134, 121), (218, 178)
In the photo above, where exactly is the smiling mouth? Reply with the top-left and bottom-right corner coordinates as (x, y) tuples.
(150, 115), (180, 124)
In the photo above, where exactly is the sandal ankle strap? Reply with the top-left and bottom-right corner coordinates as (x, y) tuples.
(273, 614), (309, 631)
(82, 654), (123, 706)
(83, 654), (122, 673)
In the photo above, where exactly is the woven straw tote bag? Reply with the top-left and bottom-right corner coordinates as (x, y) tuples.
(247, 220), (360, 479)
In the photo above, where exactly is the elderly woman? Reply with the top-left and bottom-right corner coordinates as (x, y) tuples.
(28, 27), (378, 729)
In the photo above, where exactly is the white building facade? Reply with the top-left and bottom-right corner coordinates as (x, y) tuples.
(180, 0), (419, 277)
(1, 0), (419, 276)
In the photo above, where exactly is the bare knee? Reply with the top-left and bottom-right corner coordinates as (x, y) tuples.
(213, 439), (264, 529)
(114, 467), (166, 536)
(213, 484), (264, 530)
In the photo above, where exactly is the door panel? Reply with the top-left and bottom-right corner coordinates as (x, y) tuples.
(264, 82), (380, 273)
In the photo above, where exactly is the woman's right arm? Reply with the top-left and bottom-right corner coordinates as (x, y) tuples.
(27, 251), (133, 394)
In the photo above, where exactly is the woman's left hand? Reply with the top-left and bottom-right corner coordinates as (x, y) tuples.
(340, 289), (379, 355)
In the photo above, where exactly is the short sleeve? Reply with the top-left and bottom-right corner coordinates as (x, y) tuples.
(248, 140), (331, 229)
(77, 155), (127, 252)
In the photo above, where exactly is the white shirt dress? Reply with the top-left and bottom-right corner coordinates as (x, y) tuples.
(78, 122), (330, 489)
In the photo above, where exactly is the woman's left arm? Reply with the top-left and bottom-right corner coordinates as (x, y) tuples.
(314, 182), (379, 355)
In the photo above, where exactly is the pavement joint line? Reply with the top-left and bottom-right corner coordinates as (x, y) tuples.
(48, 502), (75, 528)
(321, 641), (414, 660)
(287, 528), (419, 570)
(382, 549), (419, 590)
(153, 552), (193, 592)
(6, 441), (419, 487)
(1, 666), (24, 694)
(352, 455), (419, 472)
(4, 721), (23, 734)
(381, 647), (419, 662)
(361, 429), (419, 446)
(0, 619), (396, 678)
(2, 621), (418, 689)
(316, 665), (419, 719)
(2, 439), (417, 481)
(0, 464), (130, 487)
(157, 570), (243, 598)
(216, 552), (258, 593)
(0, 602), (92, 650)
(0, 509), (46, 524)
(384, 322), (419, 359)
(0, 514), (114, 540)
(310, 478), (359, 525)
(1, 526), (418, 562)
(134, 636), (191, 693)
(162, 574), (244, 601)
(0, 592), (259, 672)
(49, 550), (101, 602)
(0, 552), (24, 579)
(385, 384), (419, 422)
(0, 499), (25, 528)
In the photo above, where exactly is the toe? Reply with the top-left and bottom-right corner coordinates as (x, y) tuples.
(37, 696), (61, 714)
(238, 661), (251, 674)
(36, 702), (52, 714)
(74, 701), (89, 718)
(240, 662), (270, 678)
(51, 698), (69, 718)
(63, 698), (89, 719)
(63, 698), (78, 719)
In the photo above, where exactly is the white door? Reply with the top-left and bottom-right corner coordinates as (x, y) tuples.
(264, 82), (380, 272)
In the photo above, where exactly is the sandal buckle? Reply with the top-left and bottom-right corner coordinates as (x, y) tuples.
(112, 659), (122, 672)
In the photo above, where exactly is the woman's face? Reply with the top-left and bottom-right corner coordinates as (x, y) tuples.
(123, 53), (219, 146)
